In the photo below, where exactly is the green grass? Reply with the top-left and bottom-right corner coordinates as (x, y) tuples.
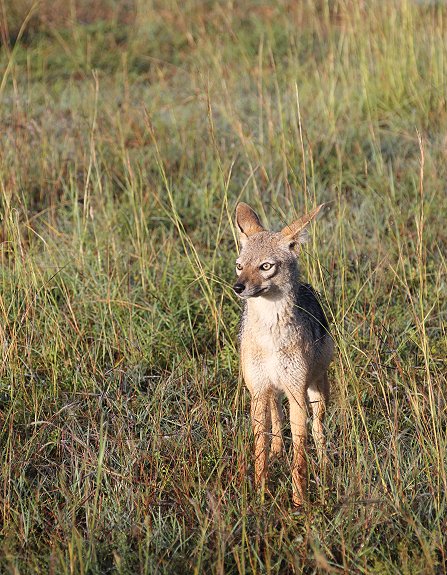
(1, 0), (446, 573)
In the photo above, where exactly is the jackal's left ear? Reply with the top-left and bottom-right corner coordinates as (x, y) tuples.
(236, 203), (265, 245)
(280, 204), (325, 245)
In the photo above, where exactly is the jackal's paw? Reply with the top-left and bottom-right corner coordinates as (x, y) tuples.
(292, 494), (305, 508)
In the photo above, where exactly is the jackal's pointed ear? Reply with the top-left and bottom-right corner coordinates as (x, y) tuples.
(236, 203), (265, 244)
(281, 204), (325, 245)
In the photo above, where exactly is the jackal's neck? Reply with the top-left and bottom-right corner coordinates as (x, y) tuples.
(245, 280), (299, 327)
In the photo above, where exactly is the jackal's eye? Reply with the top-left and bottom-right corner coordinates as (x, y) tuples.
(236, 263), (243, 271)
(260, 262), (273, 271)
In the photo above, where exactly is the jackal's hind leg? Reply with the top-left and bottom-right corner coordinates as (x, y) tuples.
(270, 394), (284, 459)
(307, 374), (329, 468)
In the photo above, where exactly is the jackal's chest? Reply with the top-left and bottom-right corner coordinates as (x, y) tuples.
(240, 319), (307, 391)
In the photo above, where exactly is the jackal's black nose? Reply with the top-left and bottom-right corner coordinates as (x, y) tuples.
(233, 283), (245, 295)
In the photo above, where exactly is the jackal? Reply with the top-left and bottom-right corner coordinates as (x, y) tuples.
(233, 202), (333, 507)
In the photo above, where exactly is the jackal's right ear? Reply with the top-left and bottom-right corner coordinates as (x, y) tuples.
(236, 203), (265, 245)
(280, 204), (325, 246)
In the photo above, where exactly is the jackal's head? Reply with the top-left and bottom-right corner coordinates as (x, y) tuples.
(233, 203), (323, 299)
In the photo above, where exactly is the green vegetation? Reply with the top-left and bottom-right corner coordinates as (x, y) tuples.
(1, 1), (446, 573)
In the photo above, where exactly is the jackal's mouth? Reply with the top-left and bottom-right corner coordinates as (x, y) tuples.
(238, 286), (269, 299)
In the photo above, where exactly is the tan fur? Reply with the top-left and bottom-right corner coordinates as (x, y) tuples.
(233, 202), (333, 506)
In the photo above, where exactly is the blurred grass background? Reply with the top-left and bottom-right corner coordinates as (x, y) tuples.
(0, 0), (446, 573)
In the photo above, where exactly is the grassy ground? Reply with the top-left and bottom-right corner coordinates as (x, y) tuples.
(1, 0), (446, 573)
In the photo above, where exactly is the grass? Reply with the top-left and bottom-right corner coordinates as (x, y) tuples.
(0, 0), (446, 573)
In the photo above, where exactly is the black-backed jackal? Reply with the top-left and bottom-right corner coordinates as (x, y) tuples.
(233, 203), (333, 506)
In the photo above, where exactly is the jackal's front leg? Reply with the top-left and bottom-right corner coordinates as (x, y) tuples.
(288, 392), (308, 507)
(251, 391), (272, 491)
